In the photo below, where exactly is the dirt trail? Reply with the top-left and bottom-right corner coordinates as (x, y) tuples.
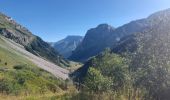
(1, 37), (69, 80)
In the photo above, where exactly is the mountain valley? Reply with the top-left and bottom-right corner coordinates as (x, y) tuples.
(1, 7), (170, 100)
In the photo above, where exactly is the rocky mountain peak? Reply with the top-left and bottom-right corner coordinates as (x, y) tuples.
(148, 8), (170, 21)
(69, 24), (115, 62)
(96, 24), (115, 30)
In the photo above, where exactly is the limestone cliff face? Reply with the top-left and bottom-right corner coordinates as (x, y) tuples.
(69, 24), (115, 62)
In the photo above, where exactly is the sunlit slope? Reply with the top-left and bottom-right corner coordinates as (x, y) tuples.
(0, 36), (69, 80)
(0, 36), (33, 67)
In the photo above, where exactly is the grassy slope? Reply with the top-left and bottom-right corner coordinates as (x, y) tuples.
(0, 36), (34, 67)
(0, 35), (69, 80)
(0, 36), (76, 99)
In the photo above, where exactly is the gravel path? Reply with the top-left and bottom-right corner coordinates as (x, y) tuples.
(1, 37), (69, 80)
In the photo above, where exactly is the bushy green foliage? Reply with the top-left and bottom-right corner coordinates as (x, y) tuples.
(77, 49), (143, 99)
(85, 67), (112, 93)
(84, 49), (129, 91)
(0, 64), (64, 95)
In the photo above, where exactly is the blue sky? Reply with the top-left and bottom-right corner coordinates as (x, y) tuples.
(0, 0), (170, 42)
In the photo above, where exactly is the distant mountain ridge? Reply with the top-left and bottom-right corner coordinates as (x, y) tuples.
(51, 35), (83, 58)
(69, 18), (153, 62)
(112, 8), (170, 54)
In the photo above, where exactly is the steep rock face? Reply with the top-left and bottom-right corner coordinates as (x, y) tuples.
(69, 24), (115, 62)
(69, 17), (155, 62)
(0, 13), (34, 46)
(0, 13), (69, 67)
(69, 19), (150, 62)
(51, 36), (83, 58)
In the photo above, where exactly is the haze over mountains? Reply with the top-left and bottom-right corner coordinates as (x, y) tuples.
(50, 35), (83, 58)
